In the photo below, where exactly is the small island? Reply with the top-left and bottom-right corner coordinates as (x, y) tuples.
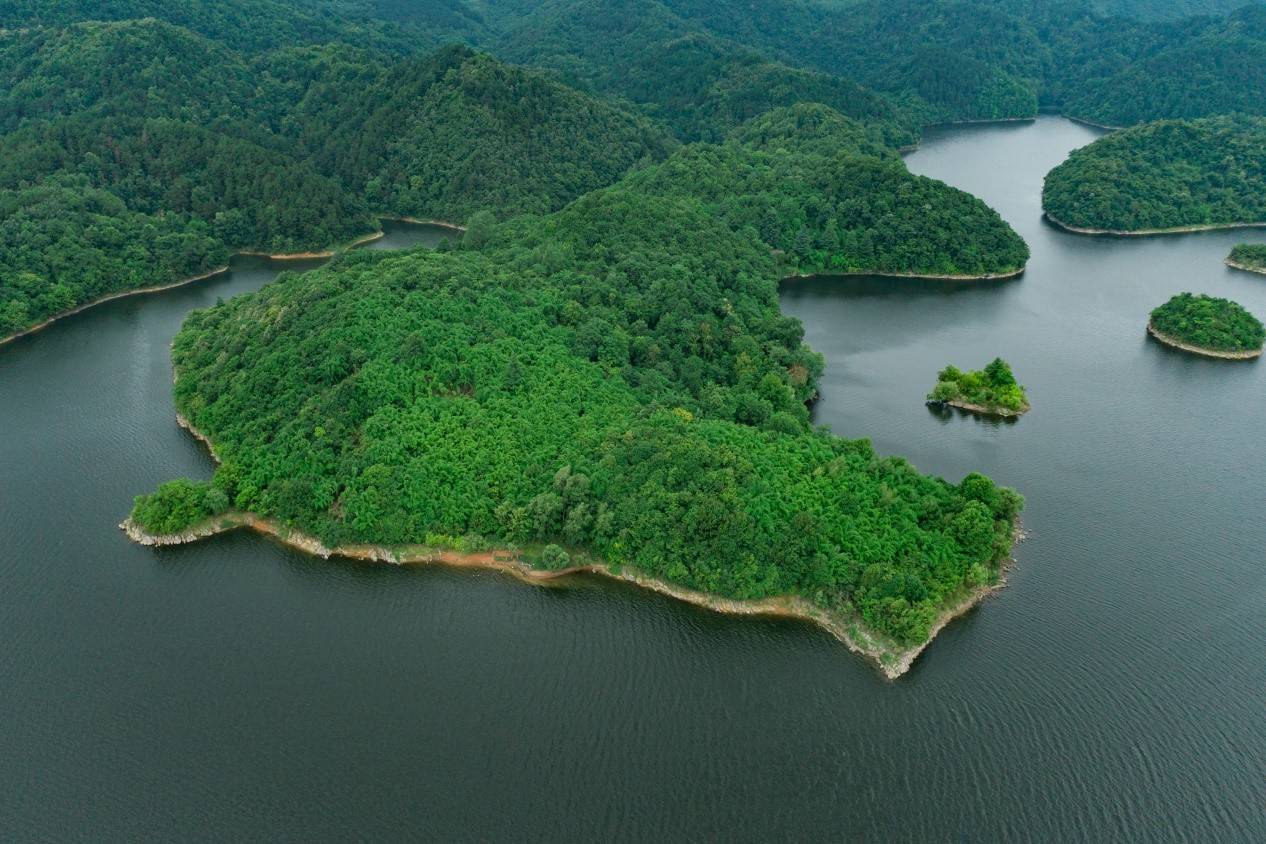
(1226, 244), (1266, 276)
(1148, 293), (1265, 359)
(927, 358), (1030, 417)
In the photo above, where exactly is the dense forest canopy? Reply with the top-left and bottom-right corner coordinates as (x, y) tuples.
(1149, 293), (1266, 353)
(489, 1), (917, 142)
(0, 180), (225, 333)
(0, 117), (376, 250)
(1042, 116), (1266, 231)
(626, 138), (1029, 277)
(483, 0), (1266, 127)
(0, 0), (487, 52)
(135, 171), (1024, 647)
(0, 24), (675, 335)
(0, 0), (1050, 339)
(1090, 0), (1264, 20)
(307, 44), (677, 222)
(3, 0), (1264, 132)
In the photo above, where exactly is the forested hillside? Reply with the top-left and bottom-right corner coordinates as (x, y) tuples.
(0, 117), (376, 251)
(138, 163), (1024, 647)
(1043, 116), (1266, 231)
(491, 1), (916, 142)
(484, 0), (1266, 127)
(0, 19), (256, 131)
(626, 138), (1028, 277)
(0, 182), (226, 334)
(0, 0), (486, 52)
(1091, 0), (1263, 20)
(308, 45), (676, 221)
(0, 24), (674, 336)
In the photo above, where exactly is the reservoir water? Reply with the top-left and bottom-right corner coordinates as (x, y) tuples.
(3, 121), (1264, 840)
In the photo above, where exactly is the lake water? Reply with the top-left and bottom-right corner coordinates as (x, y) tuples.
(3, 123), (1264, 839)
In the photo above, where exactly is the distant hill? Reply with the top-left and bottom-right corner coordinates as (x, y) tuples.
(310, 44), (677, 222)
(492, 0), (916, 142)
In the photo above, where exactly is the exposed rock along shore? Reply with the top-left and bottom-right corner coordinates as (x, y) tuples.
(1046, 213), (1266, 237)
(127, 415), (1024, 680)
(1225, 258), (1266, 276)
(1146, 322), (1263, 360)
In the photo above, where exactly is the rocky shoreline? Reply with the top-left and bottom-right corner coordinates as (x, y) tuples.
(1146, 322), (1263, 360)
(939, 398), (1030, 418)
(1046, 213), (1266, 238)
(0, 265), (230, 348)
(783, 265), (1025, 283)
(122, 505), (1023, 680)
(1225, 258), (1266, 276)
(126, 412), (1025, 680)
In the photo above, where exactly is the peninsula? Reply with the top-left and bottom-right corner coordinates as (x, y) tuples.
(1042, 116), (1266, 234)
(1226, 244), (1266, 276)
(123, 128), (1029, 677)
(927, 358), (1030, 417)
(122, 473), (1023, 682)
(1147, 293), (1265, 359)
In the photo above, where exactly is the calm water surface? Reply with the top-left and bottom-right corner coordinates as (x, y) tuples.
(3, 124), (1264, 840)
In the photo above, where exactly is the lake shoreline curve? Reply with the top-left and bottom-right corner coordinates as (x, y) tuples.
(941, 399), (1030, 418)
(1046, 212), (1266, 238)
(0, 265), (231, 348)
(1225, 258), (1266, 276)
(123, 413), (1024, 680)
(1146, 322), (1263, 359)
(0, 217), (466, 348)
(783, 265), (1025, 283)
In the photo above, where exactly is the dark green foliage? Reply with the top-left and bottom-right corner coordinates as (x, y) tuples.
(0, 20), (257, 132)
(626, 138), (1029, 277)
(130, 478), (230, 535)
(1092, 1), (1265, 20)
(0, 181), (226, 331)
(0, 117), (377, 252)
(0, 0), (483, 53)
(1150, 293), (1265, 352)
(140, 138), (1025, 645)
(929, 359), (1030, 413)
(0, 25), (673, 336)
(320, 45), (677, 222)
(492, 2), (917, 143)
(730, 104), (900, 159)
(1056, 7), (1266, 126)
(1228, 243), (1266, 271)
(634, 0), (1045, 123)
(1042, 116), (1266, 231)
(489, 0), (1266, 127)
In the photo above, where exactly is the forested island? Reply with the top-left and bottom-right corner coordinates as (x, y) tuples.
(1042, 116), (1266, 234)
(927, 359), (1030, 417)
(1227, 244), (1266, 275)
(1148, 293), (1265, 358)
